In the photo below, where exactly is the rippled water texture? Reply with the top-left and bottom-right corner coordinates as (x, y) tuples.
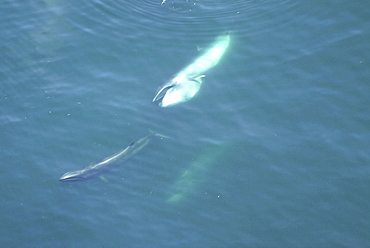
(1, 0), (369, 247)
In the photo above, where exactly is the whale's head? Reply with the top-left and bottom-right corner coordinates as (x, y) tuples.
(59, 167), (99, 182)
(160, 79), (201, 107)
(59, 170), (87, 181)
(153, 75), (204, 107)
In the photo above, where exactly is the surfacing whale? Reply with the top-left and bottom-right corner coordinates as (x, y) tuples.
(59, 132), (168, 182)
(153, 33), (231, 107)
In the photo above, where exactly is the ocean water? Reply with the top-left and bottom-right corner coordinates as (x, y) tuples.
(1, 0), (369, 247)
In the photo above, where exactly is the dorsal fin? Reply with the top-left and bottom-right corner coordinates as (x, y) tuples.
(129, 140), (136, 146)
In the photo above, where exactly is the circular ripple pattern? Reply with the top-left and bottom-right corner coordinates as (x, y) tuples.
(63, 0), (301, 42)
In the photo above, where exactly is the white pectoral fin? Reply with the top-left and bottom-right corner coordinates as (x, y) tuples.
(98, 176), (109, 182)
(195, 75), (205, 83)
(153, 82), (175, 102)
(148, 128), (173, 140)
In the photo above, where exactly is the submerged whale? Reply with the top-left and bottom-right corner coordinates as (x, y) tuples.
(59, 132), (168, 182)
(167, 144), (228, 204)
(153, 33), (231, 107)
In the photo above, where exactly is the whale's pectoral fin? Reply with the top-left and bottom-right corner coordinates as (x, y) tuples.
(194, 75), (205, 84)
(148, 129), (173, 140)
(153, 83), (175, 102)
(98, 176), (109, 182)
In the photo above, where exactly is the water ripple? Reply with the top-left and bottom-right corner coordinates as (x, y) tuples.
(64, 0), (300, 42)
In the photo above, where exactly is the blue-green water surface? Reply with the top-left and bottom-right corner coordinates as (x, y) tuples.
(1, 0), (369, 247)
